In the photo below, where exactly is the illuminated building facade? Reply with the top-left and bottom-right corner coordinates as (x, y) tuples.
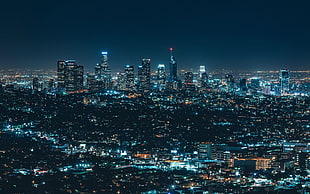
(225, 74), (234, 92)
(199, 65), (206, 78)
(116, 72), (126, 91)
(32, 77), (40, 91)
(279, 69), (290, 95)
(200, 72), (208, 88)
(95, 51), (112, 89)
(183, 71), (195, 92)
(138, 59), (151, 91)
(125, 65), (135, 90)
(57, 60), (84, 92)
(157, 64), (166, 91)
(232, 158), (271, 171)
(169, 48), (177, 82)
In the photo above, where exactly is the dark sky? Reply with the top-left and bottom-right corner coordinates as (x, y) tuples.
(1, 0), (310, 72)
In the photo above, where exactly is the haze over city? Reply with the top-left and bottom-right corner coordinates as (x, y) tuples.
(1, 0), (310, 71)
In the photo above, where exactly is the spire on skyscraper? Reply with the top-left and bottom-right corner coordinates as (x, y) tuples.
(169, 48), (177, 82)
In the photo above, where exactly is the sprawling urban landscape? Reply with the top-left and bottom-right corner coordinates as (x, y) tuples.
(0, 50), (310, 193)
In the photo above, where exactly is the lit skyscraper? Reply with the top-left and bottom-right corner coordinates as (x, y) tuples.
(199, 65), (206, 78)
(57, 60), (66, 89)
(138, 65), (143, 89)
(48, 79), (55, 92)
(138, 59), (151, 91)
(95, 51), (112, 89)
(200, 72), (208, 88)
(157, 64), (166, 91)
(87, 74), (103, 92)
(279, 69), (290, 95)
(198, 65), (207, 88)
(32, 77), (39, 91)
(225, 74), (234, 92)
(184, 72), (194, 84)
(183, 71), (195, 91)
(95, 52), (108, 79)
(124, 65), (135, 91)
(57, 60), (84, 92)
(169, 48), (177, 82)
(116, 72), (126, 91)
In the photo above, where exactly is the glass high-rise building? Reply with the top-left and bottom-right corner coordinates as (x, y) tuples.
(32, 77), (40, 91)
(199, 65), (206, 78)
(57, 60), (84, 92)
(279, 69), (290, 95)
(184, 71), (194, 84)
(116, 72), (126, 91)
(57, 60), (66, 89)
(157, 64), (165, 83)
(125, 65), (135, 91)
(225, 74), (234, 92)
(95, 51), (112, 89)
(183, 71), (195, 91)
(169, 48), (177, 82)
(138, 59), (151, 91)
(95, 52), (109, 79)
(239, 78), (247, 91)
(200, 72), (208, 88)
(157, 64), (166, 91)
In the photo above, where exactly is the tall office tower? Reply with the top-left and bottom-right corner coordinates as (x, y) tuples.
(57, 60), (66, 89)
(184, 71), (195, 91)
(138, 58), (151, 91)
(76, 64), (84, 90)
(199, 65), (206, 78)
(169, 48), (177, 82)
(95, 51), (112, 89)
(240, 78), (247, 91)
(137, 65), (143, 90)
(198, 65), (207, 88)
(32, 77), (40, 91)
(95, 51), (108, 79)
(116, 72), (126, 91)
(225, 74), (234, 92)
(200, 72), (208, 88)
(184, 71), (194, 84)
(48, 79), (55, 92)
(57, 60), (84, 92)
(279, 69), (290, 95)
(157, 64), (166, 91)
(87, 74), (103, 92)
(124, 65), (135, 91)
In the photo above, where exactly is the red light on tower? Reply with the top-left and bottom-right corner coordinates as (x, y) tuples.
(170, 48), (173, 51)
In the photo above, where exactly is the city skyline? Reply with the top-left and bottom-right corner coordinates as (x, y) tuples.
(1, 0), (310, 71)
(2, 1), (310, 192)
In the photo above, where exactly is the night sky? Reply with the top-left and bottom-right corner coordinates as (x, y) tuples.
(1, 0), (310, 72)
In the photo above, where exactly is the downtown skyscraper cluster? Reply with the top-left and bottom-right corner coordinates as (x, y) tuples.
(56, 49), (183, 93)
(56, 49), (292, 97)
